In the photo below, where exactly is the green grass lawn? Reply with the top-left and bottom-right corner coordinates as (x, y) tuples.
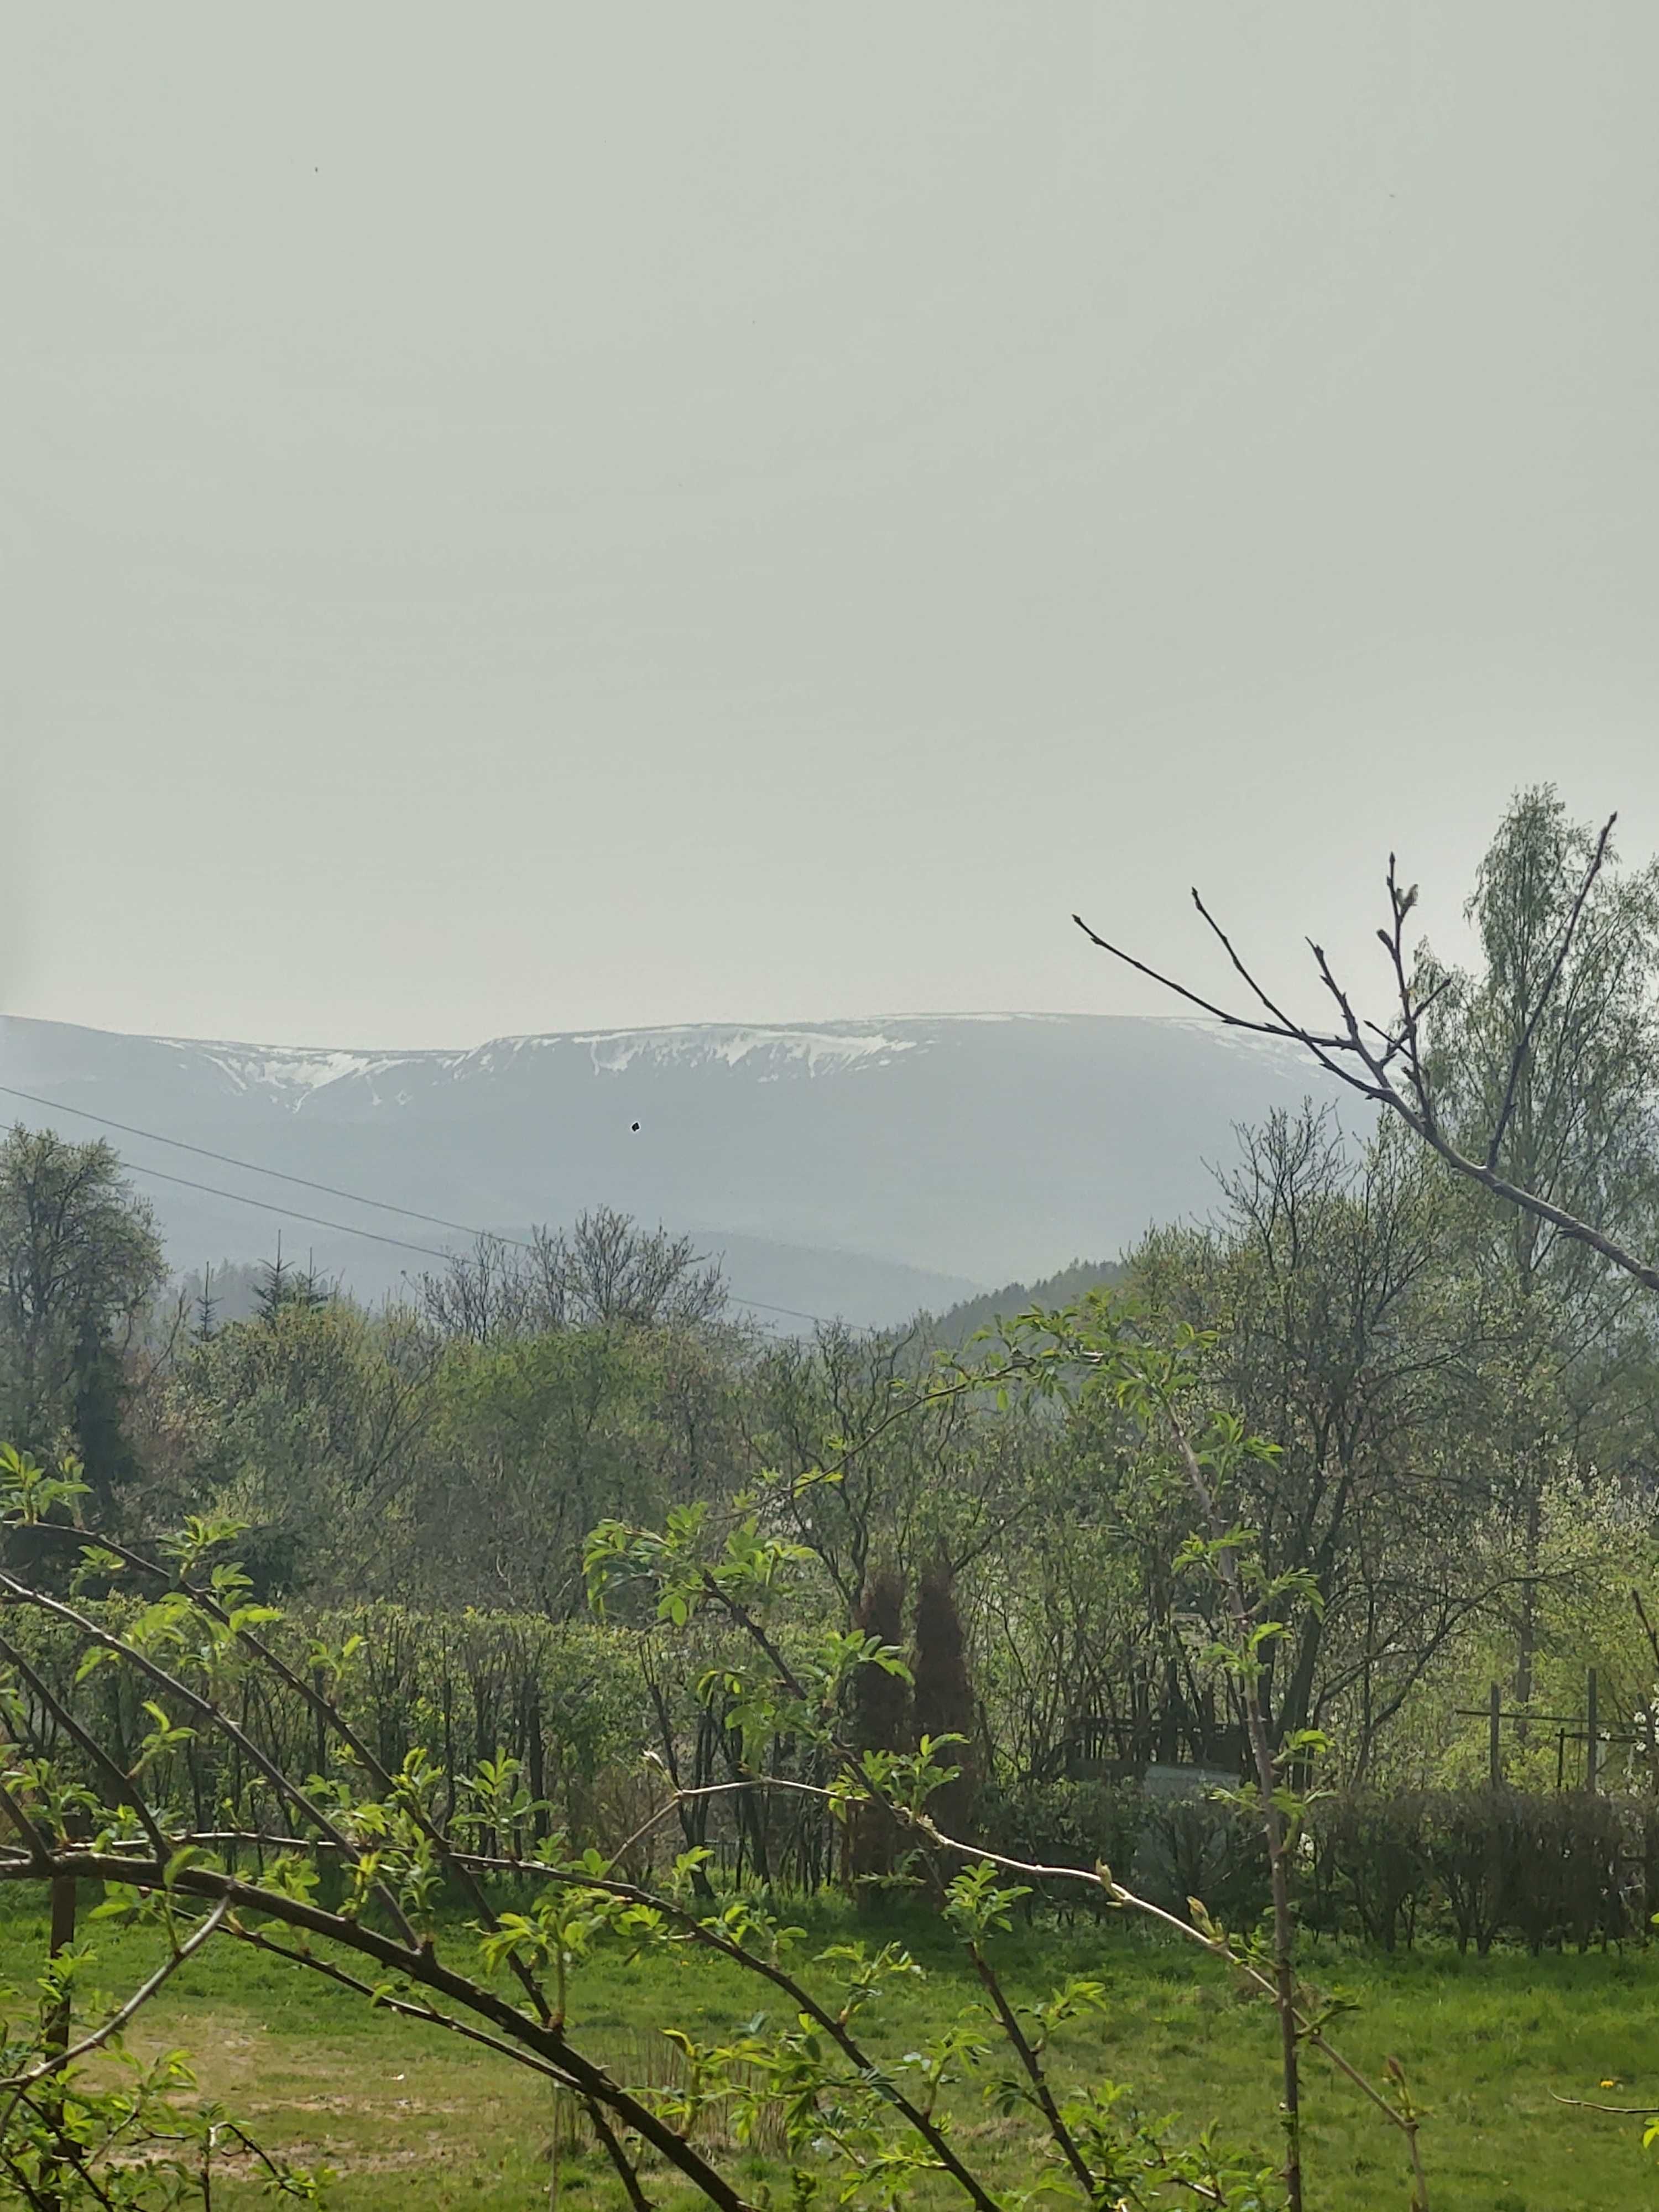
(4, 1887), (1659, 2210)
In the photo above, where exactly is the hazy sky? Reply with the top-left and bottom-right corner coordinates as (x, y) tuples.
(8, 5), (1659, 1048)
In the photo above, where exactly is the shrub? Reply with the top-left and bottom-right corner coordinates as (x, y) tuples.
(1311, 1791), (1431, 1952)
(1310, 1787), (1652, 1954)
(975, 1777), (1146, 1918)
(1135, 1791), (1272, 1928)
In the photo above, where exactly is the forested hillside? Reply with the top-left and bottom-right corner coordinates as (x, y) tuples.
(924, 1255), (1126, 1343)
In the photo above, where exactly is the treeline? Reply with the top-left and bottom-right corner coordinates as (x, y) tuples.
(3, 786), (1659, 1816)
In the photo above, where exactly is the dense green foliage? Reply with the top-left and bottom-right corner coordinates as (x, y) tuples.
(5, 1122), (1651, 1812)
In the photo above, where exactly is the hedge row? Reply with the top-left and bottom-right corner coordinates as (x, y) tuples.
(1305, 1787), (1659, 1953)
(980, 1778), (1659, 1952)
(6, 1590), (1655, 1950)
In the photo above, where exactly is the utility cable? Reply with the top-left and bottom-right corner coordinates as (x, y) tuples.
(118, 1160), (455, 1260)
(0, 1081), (518, 1246)
(0, 1078), (830, 1326)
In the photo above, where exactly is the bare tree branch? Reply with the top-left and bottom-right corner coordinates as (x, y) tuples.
(1074, 813), (1659, 1298)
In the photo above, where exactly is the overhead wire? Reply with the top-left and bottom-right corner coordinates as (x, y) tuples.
(0, 1078), (831, 1326)
(0, 1081), (521, 1245)
(118, 1161), (454, 1260)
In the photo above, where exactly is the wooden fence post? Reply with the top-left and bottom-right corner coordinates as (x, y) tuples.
(41, 1865), (77, 2212)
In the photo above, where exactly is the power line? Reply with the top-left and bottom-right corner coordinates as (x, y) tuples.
(0, 1082), (518, 1246)
(0, 1078), (831, 1326)
(121, 1162), (454, 1260)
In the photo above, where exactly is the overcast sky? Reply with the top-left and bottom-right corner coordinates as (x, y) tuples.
(8, 5), (1659, 1048)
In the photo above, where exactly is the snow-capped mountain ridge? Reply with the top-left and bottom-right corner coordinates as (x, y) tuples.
(0, 1010), (1342, 1324)
(143, 1013), (1084, 1113)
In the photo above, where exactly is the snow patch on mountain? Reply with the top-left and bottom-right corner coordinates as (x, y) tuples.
(153, 1038), (461, 1110)
(576, 1025), (922, 1078)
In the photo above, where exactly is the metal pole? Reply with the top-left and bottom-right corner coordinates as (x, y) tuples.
(1489, 1682), (1503, 1789)
(1587, 1668), (1599, 1793)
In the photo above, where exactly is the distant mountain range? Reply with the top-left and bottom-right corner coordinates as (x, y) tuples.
(0, 1013), (1343, 1329)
